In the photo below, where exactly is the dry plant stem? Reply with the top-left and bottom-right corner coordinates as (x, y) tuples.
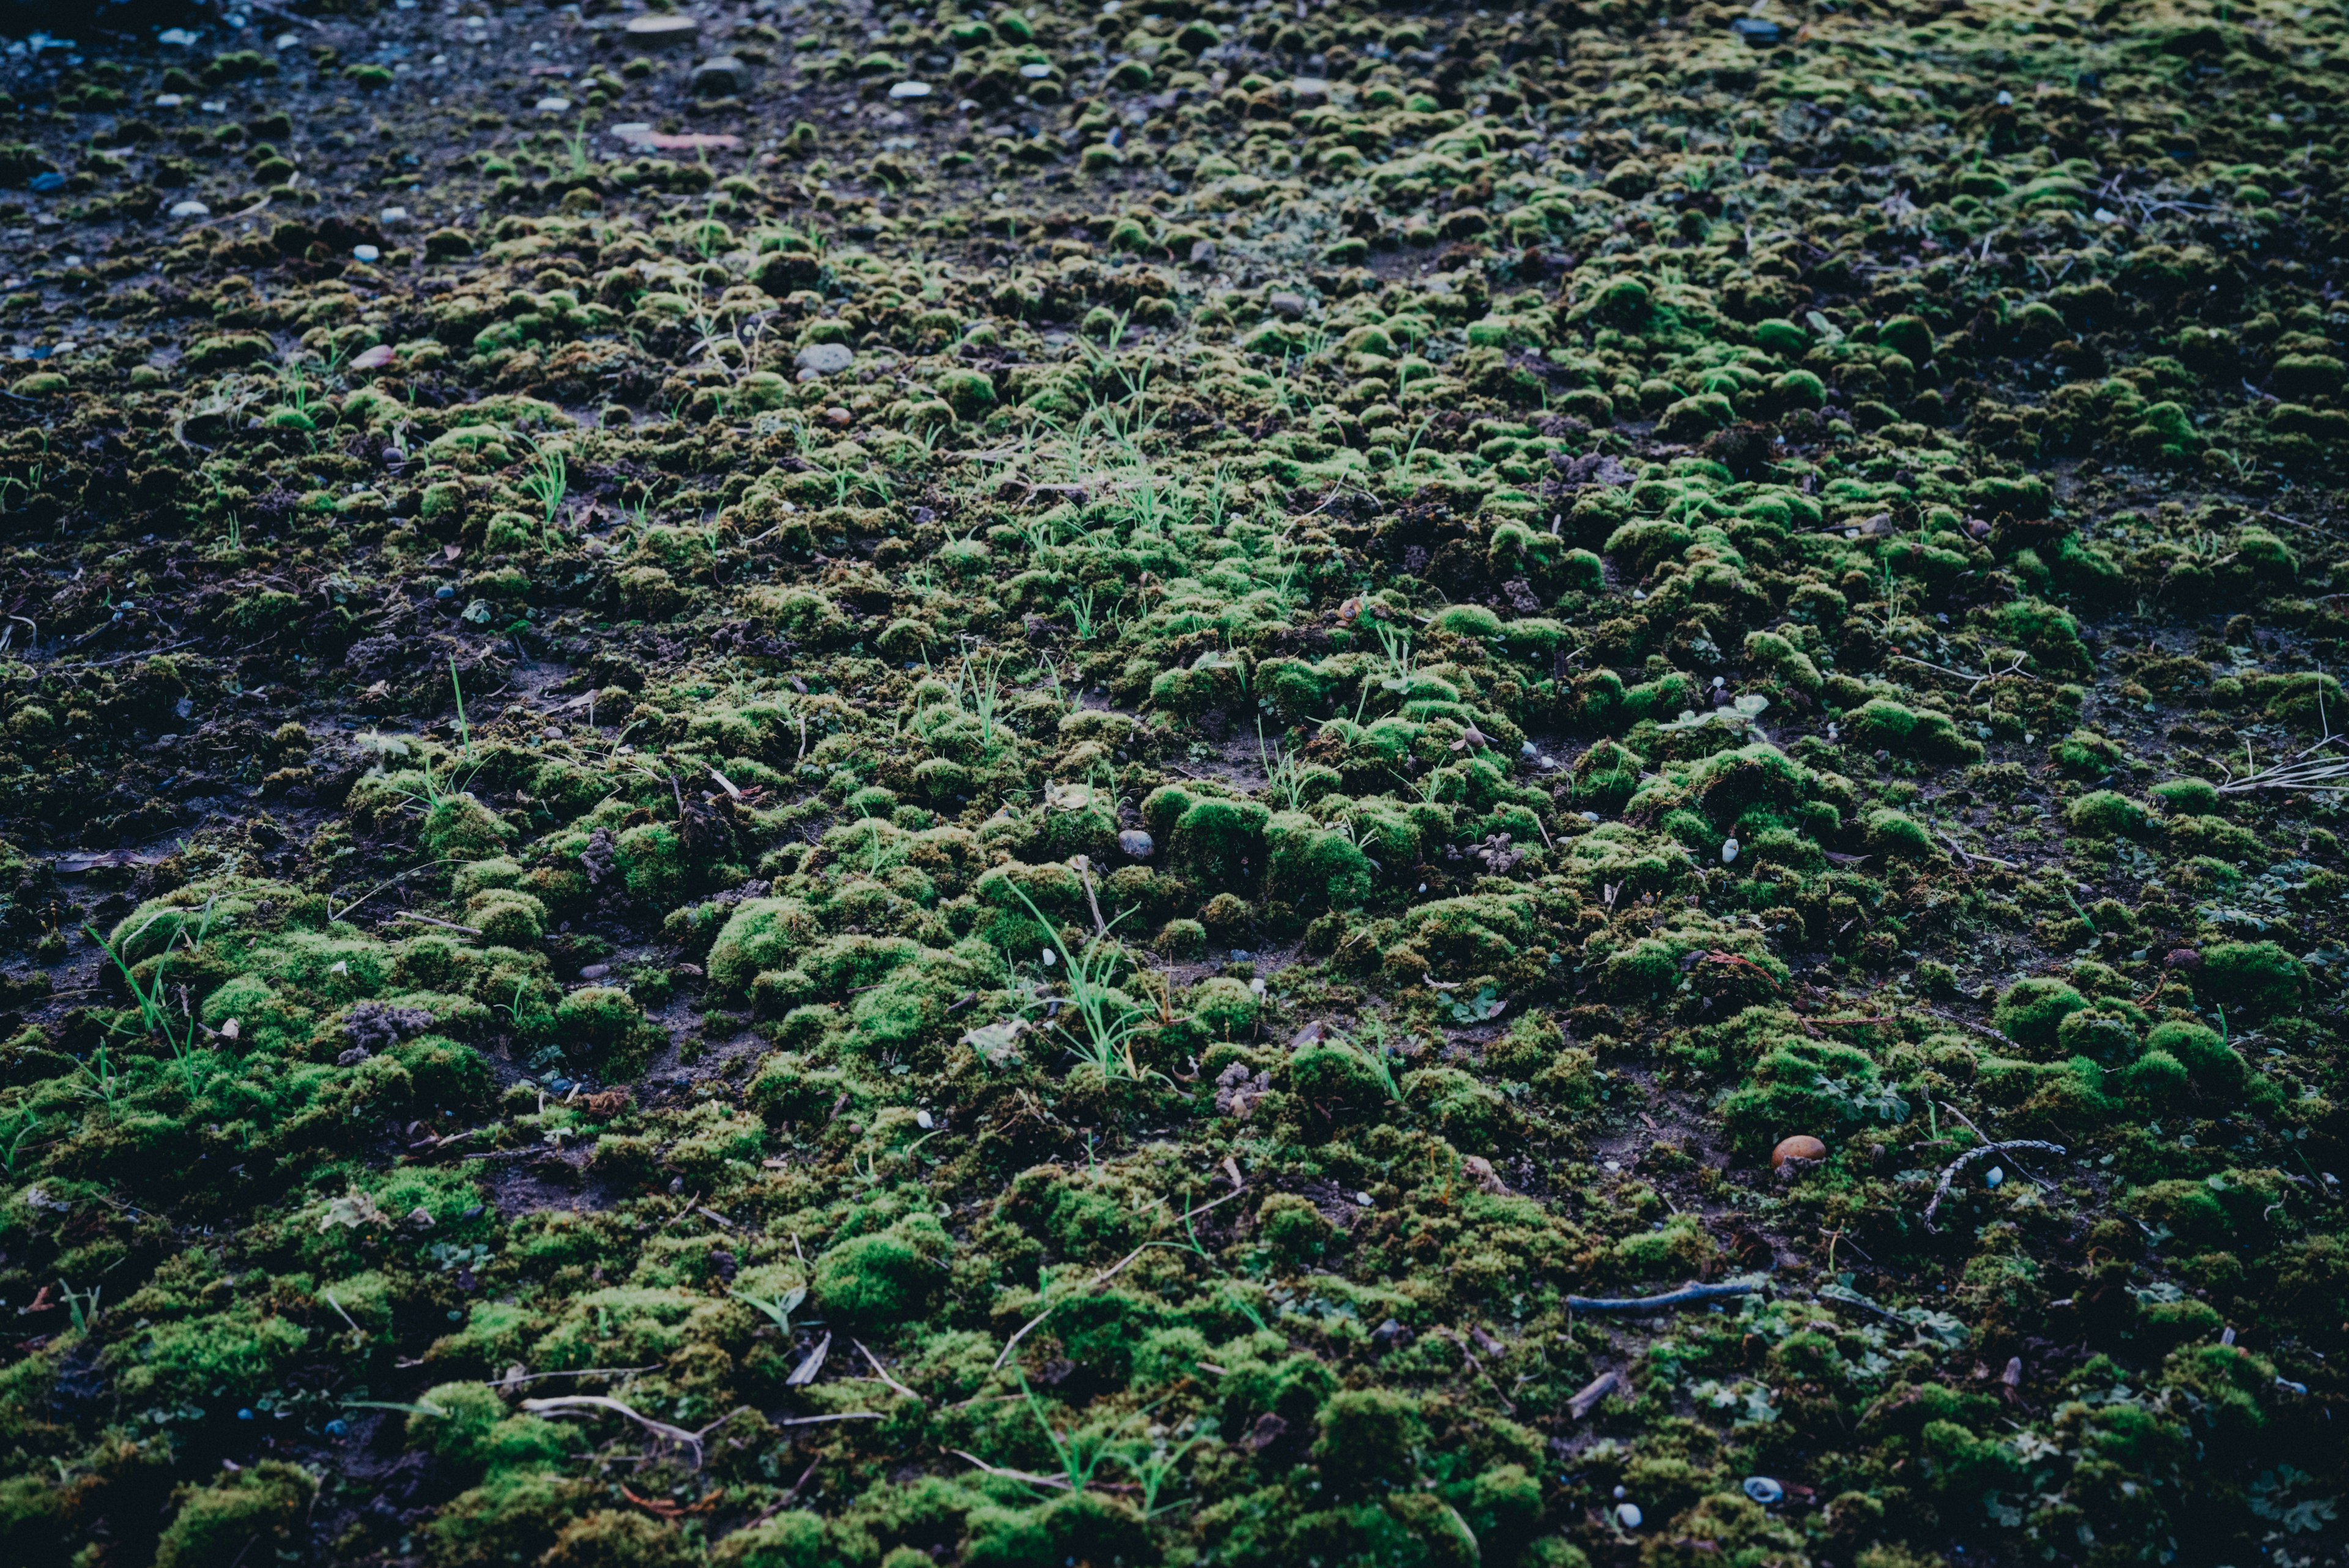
(521, 1396), (715, 1467)
(1922, 1140), (2068, 1233)
(1565, 1280), (1763, 1312)
(993, 1184), (1247, 1370)
(1939, 1101), (2058, 1191)
(854, 1339), (924, 1402)
(1567, 1369), (1622, 1420)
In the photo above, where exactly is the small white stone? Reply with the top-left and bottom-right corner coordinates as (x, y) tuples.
(1019, 62), (1051, 78)
(916, 1109), (934, 1130)
(888, 80), (933, 98)
(535, 96), (571, 112)
(1041, 949), (1056, 968)
(795, 342), (854, 376)
(1721, 837), (1740, 864)
(169, 199), (210, 218)
(273, 31), (300, 49)
(159, 28), (199, 45)
(352, 243), (380, 262)
(1616, 1503), (1643, 1530)
(379, 205), (411, 227)
(154, 93), (184, 107)
(1986, 1166), (2005, 1189)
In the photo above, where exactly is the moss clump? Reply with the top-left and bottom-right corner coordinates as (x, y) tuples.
(1312, 1388), (1427, 1495)
(155, 1461), (317, 1568)
(1865, 808), (1935, 858)
(812, 1223), (943, 1325)
(1993, 978), (2088, 1055)
(707, 897), (817, 996)
(1742, 630), (1822, 694)
(2150, 778), (2221, 815)
(2066, 789), (2151, 837)
(1844, 698), (1983, 762)
(538, 1510), (701, 1568)
(2196, 940), (2307, 1018)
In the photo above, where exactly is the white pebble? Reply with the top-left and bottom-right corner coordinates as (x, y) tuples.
(169, 199), (211, 218)
(1986, 1166), (2005, 1189)
(1041, 949), (1056, 968)
(888, 80), (933, 98)
(1616, 1503), (1643, 1529)
(1721, 837), (1740, 864)
(352, 243), (380, 262)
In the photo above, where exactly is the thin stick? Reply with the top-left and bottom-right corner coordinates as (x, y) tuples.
(775, 1411), (883, 1426)
(1923, 1006), (2028, 1055)
(391, 911), (483, 935)
(497, 1365), (660, 1386)
(1939, 1101), (2057, 1191)
(522, 1396), (709, 1466)
(1921, 1139), (2066, 1233)
(1567, 1369), (1620, 1419)
(951, 1447), (1072, 1490)
(1565, 1280), (1762, 1312)
(853, 1339), (924, 1402)
(992, 1239), (1157, 1371)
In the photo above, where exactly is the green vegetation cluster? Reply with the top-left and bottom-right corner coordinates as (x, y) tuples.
(0, 0), (2346, 1565)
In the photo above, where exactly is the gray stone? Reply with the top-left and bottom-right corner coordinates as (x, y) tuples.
(1117, 828), (1154, 860)
(795, 342), (855, 376)
(692, 54), (749, 95)
(625, 13), (698, 45)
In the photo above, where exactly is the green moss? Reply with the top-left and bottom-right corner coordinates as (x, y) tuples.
(1865, 808), (1935, 858)
(812, 1224), (943, 1325)
(1742, 630), (1822, 694)
(2150, 778), (2221, 815)
(1313, 1388), (1426, 1495)
(1993, 978), (2088, 1054)
(156, 1461), (317, 1568)
(2066, 789), (2151, 837)
(708, 898), (818, 996)
(2195, 940), (2306, 1018)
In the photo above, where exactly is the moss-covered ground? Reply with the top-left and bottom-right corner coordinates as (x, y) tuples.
(1, 0), (2347, 1563)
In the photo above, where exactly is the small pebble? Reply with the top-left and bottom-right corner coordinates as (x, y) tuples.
(1986, 1166), (2005, 1189)
(1721, 836), (1740, 864)
(889, 80), (933, 98)
(1743, 1476), (1784, 1505)
(352, 243), (380, 262)
(1616, 1502), (1642, 1529)
(169, 199), (210, 218)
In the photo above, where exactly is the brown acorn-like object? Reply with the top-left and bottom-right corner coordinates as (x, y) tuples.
(1771, 1135), (1828, 1170)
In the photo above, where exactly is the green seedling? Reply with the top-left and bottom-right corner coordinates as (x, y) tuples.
(997, 879), (1154, 1083)
(2, 1109), (39, 1173)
